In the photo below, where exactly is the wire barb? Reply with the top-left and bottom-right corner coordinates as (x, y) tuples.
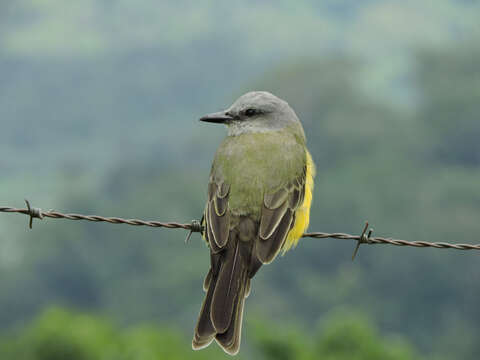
(351, 221), (373, 260)
(24, 199), (43, 229)
(185, 219), (203, 243)
(1, 201), (480, 252)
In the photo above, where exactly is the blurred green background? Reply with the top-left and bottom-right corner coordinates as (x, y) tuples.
(1, 1), (479, 359)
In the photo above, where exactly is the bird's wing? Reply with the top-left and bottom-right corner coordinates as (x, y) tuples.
(256, 164), (307, 264)
(205, 177), (231, 252)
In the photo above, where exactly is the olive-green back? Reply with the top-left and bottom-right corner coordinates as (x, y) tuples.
(211, 126), (306, 218)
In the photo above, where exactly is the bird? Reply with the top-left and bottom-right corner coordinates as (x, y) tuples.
(192, 91), (315, 355)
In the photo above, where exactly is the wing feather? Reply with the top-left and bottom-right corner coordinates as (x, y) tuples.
(207, 179), (230, 248)
(258, 201), (288, 240)
(255, 164), (307, 264)
(256, 208), (294, 264)
(264, 187), (289, 209)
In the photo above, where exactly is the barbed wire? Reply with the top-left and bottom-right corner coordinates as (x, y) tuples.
(0, 200), (201, 231)
(1, 200), (479, 260)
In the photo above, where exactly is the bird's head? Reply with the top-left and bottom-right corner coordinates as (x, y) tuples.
(200, 91), (302, 137)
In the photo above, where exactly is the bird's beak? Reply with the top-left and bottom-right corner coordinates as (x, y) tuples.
(199, 111), (233, 124)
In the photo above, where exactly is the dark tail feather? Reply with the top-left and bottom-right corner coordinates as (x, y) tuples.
(193, 238), (251, 355)
(211, 240), (244, 333)
(192, 268), (217, 350)
(215, 270), (247, 355)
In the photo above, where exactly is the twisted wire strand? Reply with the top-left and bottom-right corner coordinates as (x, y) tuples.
(0, 206), (193, 230)
(302, 232), (480, 250)
(1, 203), (480, 251)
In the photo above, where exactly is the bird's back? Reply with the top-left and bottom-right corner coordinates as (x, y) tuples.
(211, 127), (307, 218)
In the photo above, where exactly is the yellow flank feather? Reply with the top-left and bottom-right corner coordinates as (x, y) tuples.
(282, 150), (315, 253)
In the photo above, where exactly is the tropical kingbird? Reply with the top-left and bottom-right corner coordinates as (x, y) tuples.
(193, 91), (315, 355)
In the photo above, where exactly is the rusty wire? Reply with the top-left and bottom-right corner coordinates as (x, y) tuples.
(0, 201), (200, 231)
(302, 231), (480, 250)
(1, 200), (480, 255)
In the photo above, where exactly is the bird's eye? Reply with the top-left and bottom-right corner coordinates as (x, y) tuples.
(244, 108), (257, 117)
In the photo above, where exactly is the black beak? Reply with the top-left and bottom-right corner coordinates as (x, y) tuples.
(199, 111), (233, 124)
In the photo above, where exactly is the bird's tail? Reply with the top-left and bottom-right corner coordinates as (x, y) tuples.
(193, 240), (251, 355)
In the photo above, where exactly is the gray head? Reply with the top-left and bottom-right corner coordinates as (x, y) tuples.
(200, 91), (303, 137)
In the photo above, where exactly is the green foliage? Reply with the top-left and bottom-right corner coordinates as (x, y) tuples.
(1, 307), (418, 360)
(315, 311), (416, 360)
(0, 308), (222, 360)
(1, 308), (118, 360)
(252, 322), (312, 360)
(250, 310), (417, 360)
